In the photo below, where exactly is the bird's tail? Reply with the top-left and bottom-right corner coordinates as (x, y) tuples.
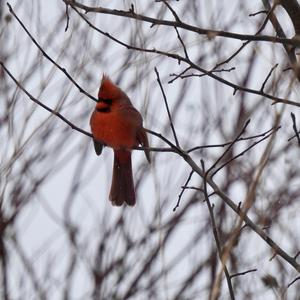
(109, 150), (135, 206)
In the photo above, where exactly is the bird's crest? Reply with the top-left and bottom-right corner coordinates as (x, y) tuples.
(98, 74), (120, 100)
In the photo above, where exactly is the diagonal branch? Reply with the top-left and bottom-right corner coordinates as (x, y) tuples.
(7, 2), (98, 102)
(290, 112), (300, 146)
(173, 170), (194, 211)
(201, 160), (235, 300)
(260, 64), (278, 92)
(207, 119), (250, 175)
(155, 67), (180, 147)
(211, 126), (280, 177)
(0, 61), (93, 138)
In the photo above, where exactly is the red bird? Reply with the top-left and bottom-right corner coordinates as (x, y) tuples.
(90, 75), (150, 206)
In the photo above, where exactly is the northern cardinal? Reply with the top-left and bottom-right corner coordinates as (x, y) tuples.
(90, 75), (150, 206)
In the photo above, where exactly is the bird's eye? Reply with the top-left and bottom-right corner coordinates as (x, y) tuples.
(99, 98), (113, 105)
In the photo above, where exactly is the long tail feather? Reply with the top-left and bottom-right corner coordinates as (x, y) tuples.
(109, 150), (135, 206)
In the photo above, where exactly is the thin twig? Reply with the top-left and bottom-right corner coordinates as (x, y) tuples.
(249, 10), (268, 17)
(171, 67), (236, 80)
(181, 186), (205, 193)
(290, 112), (300, 146)
(187, 126), (276, 153)
(65, 3), (70, 32)
(168, 66), (191, 84)
(294, 251), (300, 260)
(260, 64), (278, 92)
(173, 170), (194, 211)
(287, 276), (300, 288)
(160, 0), (181, 23)
(174, 27), (189, 59)
(211, 126), (280, 177)
(201, 160), (235, 300)
(213, 42), (248, 70)
(206, 119), (251, 175)
(154, 67), (180, 147)
(230, 268), (257, 279)
(269, 252), (277, 261)
(257, 3), (278, 35)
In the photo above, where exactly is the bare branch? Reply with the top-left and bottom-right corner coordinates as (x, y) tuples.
(64, 2), (70, 32)
(160, 0), (181, 23)
(287, 276), (300, 288)
(260, 64), (278, 93)
(187, 126), (277, 153)
(174, 27), (189, 60)
(290, 112), (300, 146)
(173, 170), (194, 211)
(207, 119), (251, 175)
(230, 268), (257, 279)
(201, 160), (235, 300)
(155, 67), (180, 147)
(249, 10), (268, 17)
(7, 2), (98, 102)
(0, 61), (93, 138)
(211, 126), (280, 177)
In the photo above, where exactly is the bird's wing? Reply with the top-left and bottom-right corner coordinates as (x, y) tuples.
(137, 129), (151, 163)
